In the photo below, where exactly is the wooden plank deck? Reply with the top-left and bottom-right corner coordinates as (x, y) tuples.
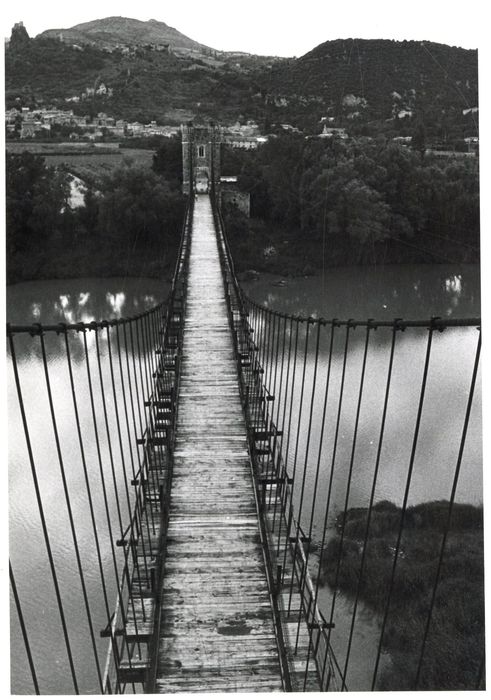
(154, 194), (284, 693)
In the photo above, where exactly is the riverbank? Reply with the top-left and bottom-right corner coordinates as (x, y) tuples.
(224, 212), (479, 278)
(7, 229), (178, 285)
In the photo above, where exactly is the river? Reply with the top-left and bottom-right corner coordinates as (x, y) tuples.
(243, 263), (482, 690)
(8, 264), (481, 693)
(8, 278), (168, 695)
(242, 263), (482, 507)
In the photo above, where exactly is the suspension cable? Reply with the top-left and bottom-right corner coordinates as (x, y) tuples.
(413, 328), (481, 689)
(9, 560), (40, 695)
(341, 322), (398, 686)
(8, 329), (79, 694)
(39, 330), (103, 691)
(371, 320), (436, 690)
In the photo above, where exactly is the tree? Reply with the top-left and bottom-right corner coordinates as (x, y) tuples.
(76, 186), (100, 237)
(152, 134), (182, 188)
(97, 166), (186, 266)
(378, 144), (426, 231)
(256, 133), (305, 226)
(322, 176), (392, 263)
(6, 152), (70, 252)
(221, 143), (245, 176)
(6, 151), (73, 282)
(412, 121), (427, 159)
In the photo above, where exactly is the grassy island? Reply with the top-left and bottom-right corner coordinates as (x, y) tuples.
(320, 500), (484, 690)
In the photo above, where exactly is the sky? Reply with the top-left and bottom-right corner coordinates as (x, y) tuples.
(1, 0), (488, 56)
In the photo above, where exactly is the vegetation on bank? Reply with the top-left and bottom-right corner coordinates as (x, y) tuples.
(222, 135), (480, 274)
(7, 131), (480, 284)
(6, 149), (185, 284)
(320, 500), (484, 690)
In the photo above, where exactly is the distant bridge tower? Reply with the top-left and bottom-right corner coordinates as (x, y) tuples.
(181, 122), (222, 195)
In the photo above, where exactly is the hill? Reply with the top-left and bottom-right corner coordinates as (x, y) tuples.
(37, 16), (214, 54)
(5, 22), (276, 125)
(260, 39), (478, 133)
(5, 22), (479, 135)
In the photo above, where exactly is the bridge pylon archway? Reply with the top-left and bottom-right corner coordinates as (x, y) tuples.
(181, 122), (222, 195)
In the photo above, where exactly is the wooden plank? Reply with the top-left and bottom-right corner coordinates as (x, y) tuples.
(117, 659), (150, 684)
(155, 194), (283, 692)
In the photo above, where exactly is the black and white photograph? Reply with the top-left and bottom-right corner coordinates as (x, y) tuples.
(3, 0), (487, 694)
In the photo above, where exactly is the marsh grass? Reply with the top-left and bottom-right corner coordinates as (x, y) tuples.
(321, 500), (484, 690)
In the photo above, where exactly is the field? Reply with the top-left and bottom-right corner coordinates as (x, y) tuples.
(6, 142), (155, 183)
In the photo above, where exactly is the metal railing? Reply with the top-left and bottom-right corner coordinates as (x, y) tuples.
(212, 199), (347, 690)
(8, 200), (193, 695)
(213, 199), (483, 691)
(8, 191), (484, 693)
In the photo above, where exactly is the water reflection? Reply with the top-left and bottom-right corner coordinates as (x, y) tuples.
(105, 291), (126, 317)
(8, 277), (168, 694)
(31, 302), (41, 319)
(445, 274), (462, 295)
(7, 278), (167, 326)
(246, 265), (481, 690)
(243, 264), (480, 321)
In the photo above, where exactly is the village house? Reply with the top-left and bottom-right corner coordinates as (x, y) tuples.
(71, 115), (89, 128)
(310, 124), (348, 139)
(5, 108), (20, 124)
(280, 123), (302, 133)
(94, 112), (115, 128)
(219, 175), (251, 216)
(225, 135), (263, 150)
(392, 135), (412, 146)
(20, 119), (38, 138)
(127, 122), (145, 136)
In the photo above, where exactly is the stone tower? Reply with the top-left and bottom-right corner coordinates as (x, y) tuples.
(181, 122), (222, 195)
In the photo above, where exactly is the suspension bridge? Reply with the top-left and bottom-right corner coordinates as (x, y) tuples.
(8, 124), (483, 694)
